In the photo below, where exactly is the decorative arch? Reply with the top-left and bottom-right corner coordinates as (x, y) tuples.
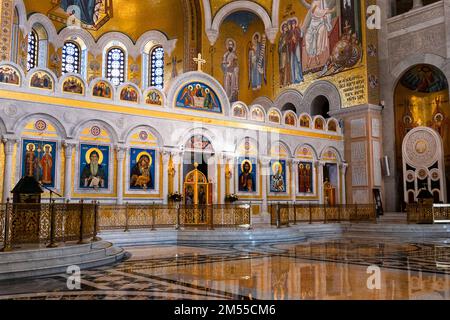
(71, 119), (119, 143)
(299, 113), (312, 129)
(208, 1), (275, 45)
(13, 0), (27, 33)
(267, 107), (282, 124)
(57, 27), (96, 50)
(13, 113), (68, 139)
(26, 13), (58, 46)
(301, 80), (342, 114)
(250, 96), (273, 112)
(143, 87), (166, 107)
(327, 118), (340, 133)
(26, 67), (57, 91)
(88, 78), (115, 100)
(96, 32), (135, 58)
(274, 89), (303, 114)
(231, 102), (249, 119)
(179, 127), (217, 153)
(136, 30), (178, 57)
(59, 73), (86, 95)
(123, 124), (164, 146)
(313, 115), (326, 130)
(320, 146), (343, 163)
(167, 71), (230, 116)
(235, 136), (259, 156)
(0, 61), (25, 86)
(117, 82), (142, 103)
(391, 53), (449, 82)
(283, 110), (298, 127)
(295, 144), (319, 160)
(270, 140), (292, 159)
(249, 105), (266, 122)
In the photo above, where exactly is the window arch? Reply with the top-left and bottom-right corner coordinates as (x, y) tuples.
(62, 41), (81, 74)
(27, 30), (38, 71)
(106, 47), (125, 86)
(27, 24), (48, 71)
(150, 46), (164, 89)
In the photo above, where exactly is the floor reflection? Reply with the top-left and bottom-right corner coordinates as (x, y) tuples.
(0, 239), (449, 300)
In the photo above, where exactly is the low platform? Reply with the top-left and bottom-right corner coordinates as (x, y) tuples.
(99, 221), (450, 247)
(0, 241), (125, 281)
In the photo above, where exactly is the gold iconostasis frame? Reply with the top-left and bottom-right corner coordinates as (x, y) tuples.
(184, 165), (213, 205)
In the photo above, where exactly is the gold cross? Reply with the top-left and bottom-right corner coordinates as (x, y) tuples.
(193, 53), (206, 72)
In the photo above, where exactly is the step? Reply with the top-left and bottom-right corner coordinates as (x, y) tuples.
(0, 241), (110, 263)
(0, 241), (125, 281)
(99, 228), (308, 246)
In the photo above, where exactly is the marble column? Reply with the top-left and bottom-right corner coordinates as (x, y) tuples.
(172, 152), (183, 193)
(340, 163), (349, 205)
(116, 146), (126, 205)
(261, 157), (271, 214)
(2, 139), (17, 202)
(316, 161), (325, 204)
(162, 151), (172, 204)
(63, 143), (76, 201)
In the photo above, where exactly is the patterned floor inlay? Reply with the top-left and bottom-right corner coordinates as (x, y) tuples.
(0, 240), (449, 300)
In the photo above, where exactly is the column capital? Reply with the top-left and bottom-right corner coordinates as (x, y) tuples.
(2, 138), (18, 155)
(260, 157), (271, 166)
(162, 151), (172, 162)
(63, 142), (77, 157)
(315, 161), (326, 168)
(115, 145), (127, 160)
(220, 152), (235, 163)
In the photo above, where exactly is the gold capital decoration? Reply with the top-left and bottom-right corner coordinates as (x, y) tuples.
(193, 53), (206, 72)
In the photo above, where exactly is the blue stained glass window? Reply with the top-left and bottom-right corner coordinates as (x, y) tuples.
(106, 47), (125, 86)
(62, 41), (81, 74)
(27, 30), (38, 71)
(150, 46), (164, 89)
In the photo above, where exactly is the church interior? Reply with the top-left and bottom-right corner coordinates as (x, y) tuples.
(0, 0), (449, 302)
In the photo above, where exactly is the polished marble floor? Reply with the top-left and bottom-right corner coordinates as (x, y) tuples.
(0, 238), (449, 300)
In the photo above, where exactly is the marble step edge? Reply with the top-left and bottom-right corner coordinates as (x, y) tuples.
(0, 246), (121, 272)
(0, 248), (125, 281)
(108, 237), (308, 247)
(100, 234), (307, 242)
(0, 241), (112, 263)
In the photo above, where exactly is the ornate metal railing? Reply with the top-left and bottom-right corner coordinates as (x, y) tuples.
(268, 203), (377, 227)
(98, 204), (251, 231)
(0, 200), (97, 252)
(407, 203), (450, 224)
(0, 202), (252, 251)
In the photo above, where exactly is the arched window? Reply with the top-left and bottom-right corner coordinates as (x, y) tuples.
(27, 30), (38, 71)
(27, 24), (48, 71)
(62, 41), (81, 74)
(106, 47), (125, 86)
(150, 46), (164, 89)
